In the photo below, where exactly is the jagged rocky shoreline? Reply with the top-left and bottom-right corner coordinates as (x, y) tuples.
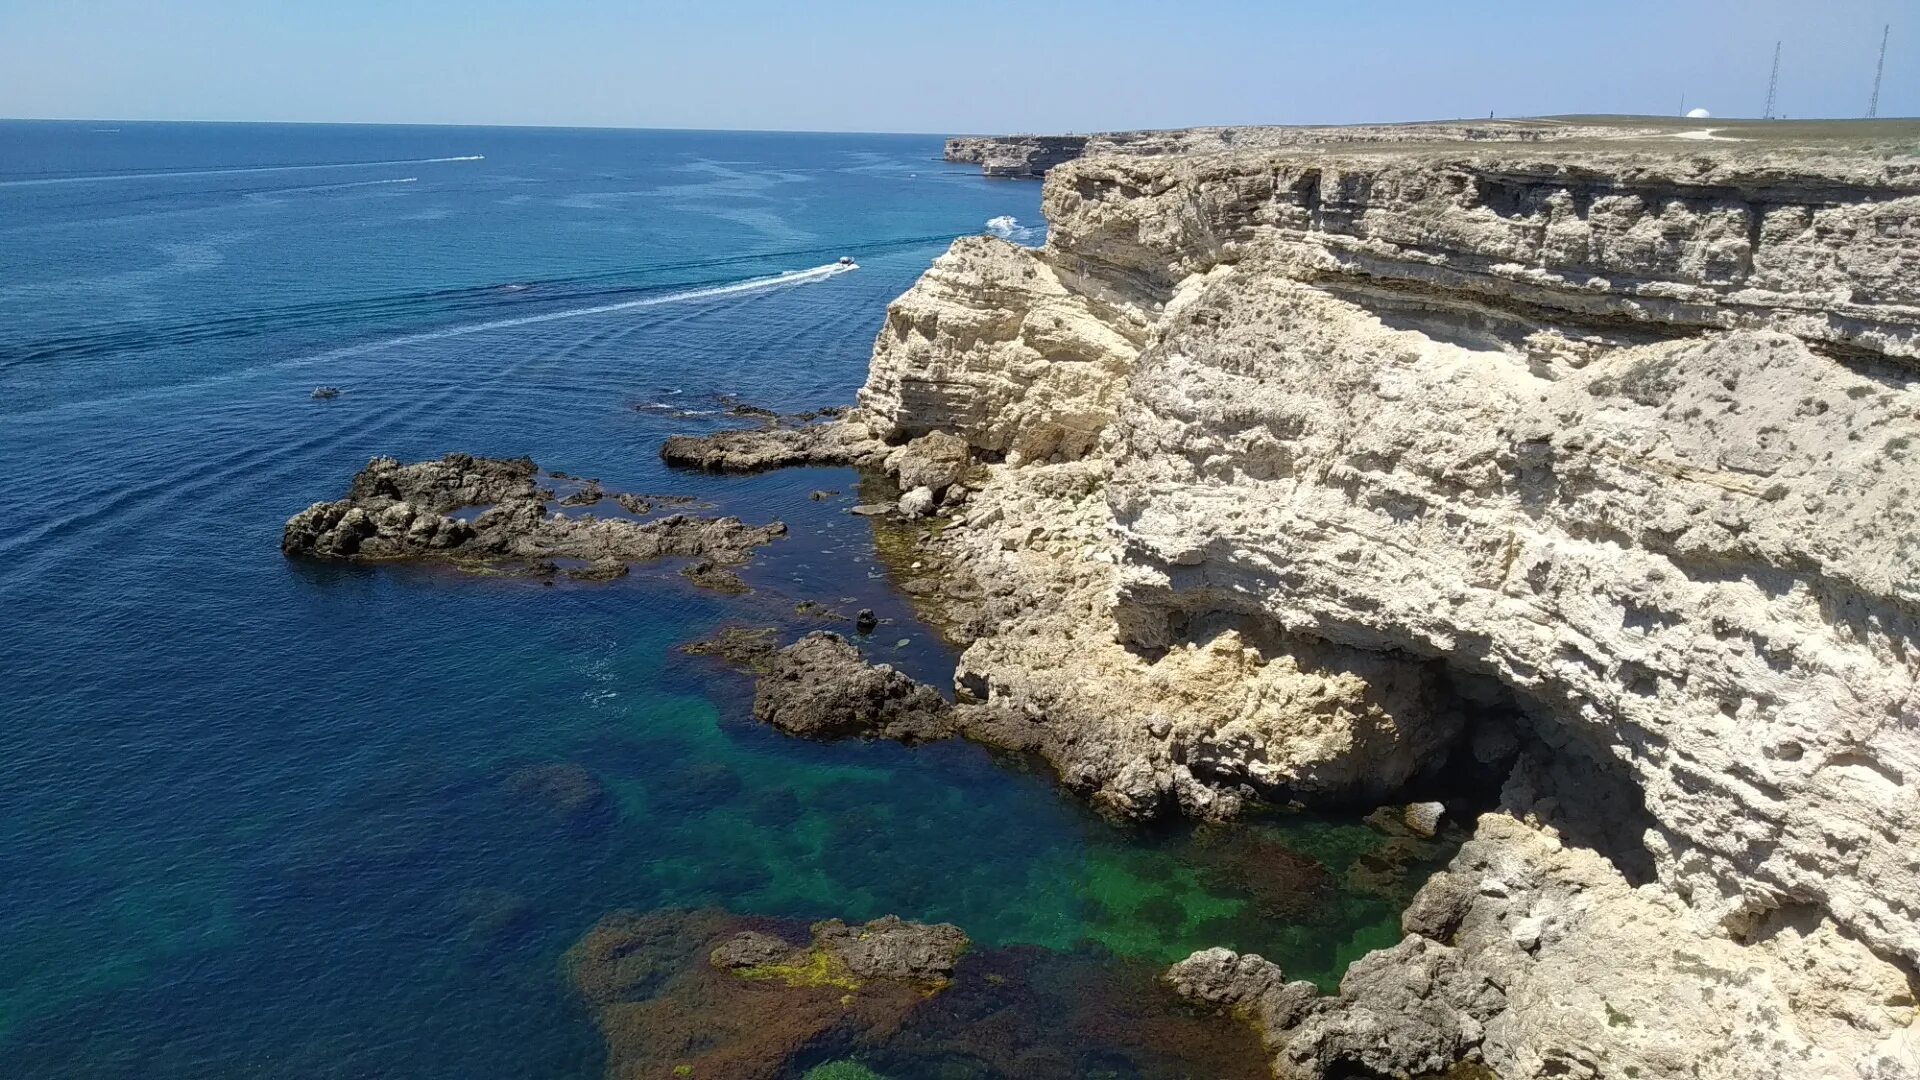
(692, 119), (1920, 1078)
(282, 453), (784, 587)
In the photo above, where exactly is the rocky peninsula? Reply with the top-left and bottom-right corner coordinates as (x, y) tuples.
(282, 453), (784, 585)
(690, 117), (1920, 1078)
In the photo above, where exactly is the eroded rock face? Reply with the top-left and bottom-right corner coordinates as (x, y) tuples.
(282, 454), (786, 583)
(859, 235), (1147, 464)
(945, 135), (1090, 178)
(1191, 805), (1920, 1080)
(850, 125), (1920, 1077)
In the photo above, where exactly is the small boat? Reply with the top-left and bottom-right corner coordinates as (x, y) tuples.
(837, 256), (857, 267)
(311, 386), (341, 400)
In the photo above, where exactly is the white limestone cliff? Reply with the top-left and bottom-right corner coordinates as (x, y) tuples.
(854, 125), (1920, 1078)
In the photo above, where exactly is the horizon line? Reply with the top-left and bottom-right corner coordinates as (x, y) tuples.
(4, 112), (1916, 137)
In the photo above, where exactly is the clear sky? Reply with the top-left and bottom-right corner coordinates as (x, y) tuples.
(1, 0), (1913, 132)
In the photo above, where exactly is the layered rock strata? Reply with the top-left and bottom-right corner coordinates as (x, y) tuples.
(282, 454), (784, 583)
(826, 122), (1920, 1077)
(945, 134), (1091, 178)
(943, 118), (1676, 178)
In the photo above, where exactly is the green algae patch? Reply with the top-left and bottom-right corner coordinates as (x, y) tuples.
(732, 945), (865, 991)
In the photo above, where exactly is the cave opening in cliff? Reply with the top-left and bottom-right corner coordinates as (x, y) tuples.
(1131, 606), (1671, 889)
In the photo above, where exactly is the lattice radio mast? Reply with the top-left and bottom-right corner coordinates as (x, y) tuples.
(1868, 25), (1890, 118)
(1764, 41), (1781, 119)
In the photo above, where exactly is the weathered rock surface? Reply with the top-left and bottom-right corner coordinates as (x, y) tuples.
(709, 915), (970, 988)
(944, 118), (1680, 178)
(945, 135), (1090, 178)
(282, 454), (785, 583)
(859, 120), (1920, 1077)
(752, 631), (957, 742)
(680, 625), (781, 670)
(885, 430), (972, 493)
(859, 235), (1147, 464)
(660, 419), (880, 472)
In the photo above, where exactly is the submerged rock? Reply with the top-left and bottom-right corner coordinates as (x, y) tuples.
(566, 909), (964, 1080)
(282, 454), (784, 584)
(571, 907), (1269, 1080)
(503, 762), (616, 832)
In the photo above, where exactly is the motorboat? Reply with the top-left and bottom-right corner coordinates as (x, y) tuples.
(837, 256), (857, 267)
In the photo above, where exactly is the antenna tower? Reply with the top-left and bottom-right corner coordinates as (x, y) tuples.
(1868, 25), (1890, 118)
(1764, 41), (1781, 119)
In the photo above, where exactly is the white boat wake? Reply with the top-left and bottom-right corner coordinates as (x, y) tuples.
(300, 262), (858, 365)
(985, 214), (1043, 245)
(0, 156), (483, 188)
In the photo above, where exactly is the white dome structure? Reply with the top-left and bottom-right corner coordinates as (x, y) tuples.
(1686, 107), (1712, 118)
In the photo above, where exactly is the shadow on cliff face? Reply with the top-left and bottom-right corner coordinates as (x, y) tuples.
(1119, 602), (1669, 892)
(1498, 736), (1662, 887)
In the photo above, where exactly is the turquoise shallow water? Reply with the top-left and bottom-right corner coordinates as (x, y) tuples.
(0, 121), (1453, 1078)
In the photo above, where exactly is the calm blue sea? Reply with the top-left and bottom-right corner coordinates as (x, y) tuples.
(0, 121), (1429, 1078)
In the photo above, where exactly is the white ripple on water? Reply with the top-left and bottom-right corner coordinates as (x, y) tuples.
(0, 323), (596, 576)
(3, 260), (861, 425)
(0, 256), (863, 586)
(0, 269), (812, 580)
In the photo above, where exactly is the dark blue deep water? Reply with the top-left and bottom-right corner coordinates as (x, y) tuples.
(0, 122), (1449, 1078)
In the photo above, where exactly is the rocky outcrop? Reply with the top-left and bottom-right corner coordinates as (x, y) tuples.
(859, 236), (1148, 463)
(752, 631), (957, 742)
(709, 915), (970, 989)
(283, 454), (785, 583)
(843, 120), (1920, 1078)
(946, 135), (1090, 178)
(660, 420), (880, 472)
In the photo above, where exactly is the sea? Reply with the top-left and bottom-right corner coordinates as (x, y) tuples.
(0, 121), (1446, 1078)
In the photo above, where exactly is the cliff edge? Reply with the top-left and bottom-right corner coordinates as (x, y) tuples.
(876, 119), (1920, 1078)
